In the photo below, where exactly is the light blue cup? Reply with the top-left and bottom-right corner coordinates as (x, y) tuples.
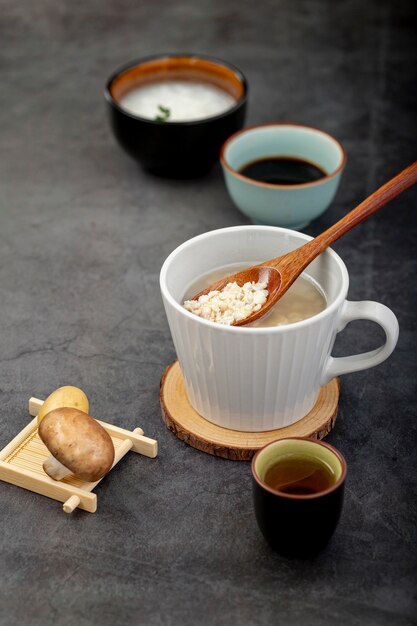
(220, 123), (346, 230)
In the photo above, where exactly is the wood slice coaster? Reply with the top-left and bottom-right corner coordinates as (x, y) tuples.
(160, 361), (340, 461)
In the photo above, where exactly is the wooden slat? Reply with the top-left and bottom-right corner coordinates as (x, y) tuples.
(0, 418), (38, 461)
(0, 461), (97, 512)
(96, 421), (157, 458)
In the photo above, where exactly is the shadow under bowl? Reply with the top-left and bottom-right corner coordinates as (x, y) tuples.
(105, 53), (248, 179)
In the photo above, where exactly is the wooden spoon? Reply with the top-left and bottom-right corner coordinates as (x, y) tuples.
(192, 161), (417, 326)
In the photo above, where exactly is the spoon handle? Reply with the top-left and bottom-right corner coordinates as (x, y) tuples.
(274, 160), (417, 279)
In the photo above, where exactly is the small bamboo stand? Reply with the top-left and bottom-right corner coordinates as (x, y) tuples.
(0, 397), (158, 513)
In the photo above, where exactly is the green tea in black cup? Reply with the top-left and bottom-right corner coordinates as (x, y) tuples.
(251, 437), (347, 557)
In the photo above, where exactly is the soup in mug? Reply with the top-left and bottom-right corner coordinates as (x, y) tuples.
(184, 263), (326, 327)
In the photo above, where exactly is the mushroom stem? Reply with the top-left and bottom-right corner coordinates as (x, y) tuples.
(43, 455), (72, 480)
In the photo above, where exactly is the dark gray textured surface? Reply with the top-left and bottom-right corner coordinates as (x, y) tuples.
(1, 1), (416, 624)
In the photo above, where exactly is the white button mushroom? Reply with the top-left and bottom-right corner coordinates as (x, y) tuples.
(38, 407), (115, 482)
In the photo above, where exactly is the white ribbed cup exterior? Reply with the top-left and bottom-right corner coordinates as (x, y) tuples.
(160, 226), (399, 432)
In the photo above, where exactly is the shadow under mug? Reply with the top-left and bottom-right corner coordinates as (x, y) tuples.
(252, 437), (347, 556)
(160, 226), (399, 432)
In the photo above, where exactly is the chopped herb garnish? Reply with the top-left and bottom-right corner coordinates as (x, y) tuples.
(154, 105), (171, 122)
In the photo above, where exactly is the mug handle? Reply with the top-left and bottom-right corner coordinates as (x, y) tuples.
(321, 300), (399, 386)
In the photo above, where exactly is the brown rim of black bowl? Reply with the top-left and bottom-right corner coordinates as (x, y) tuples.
(220, 122), (347, 189)
(251, 436), (347, 500)
(104, 52), (248, 127)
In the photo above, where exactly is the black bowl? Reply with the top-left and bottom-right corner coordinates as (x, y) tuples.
(104, 53), (247, 178)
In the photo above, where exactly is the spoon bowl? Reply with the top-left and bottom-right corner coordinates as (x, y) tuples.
(190, 160), (417, 326)
(192, 265), (283, 325)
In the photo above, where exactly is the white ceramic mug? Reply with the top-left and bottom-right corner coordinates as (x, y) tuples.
(160, 226), (399, 432)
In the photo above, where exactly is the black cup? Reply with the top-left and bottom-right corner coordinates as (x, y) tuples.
(252, 437), (347, 557)
(104, 53), (247, 178)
